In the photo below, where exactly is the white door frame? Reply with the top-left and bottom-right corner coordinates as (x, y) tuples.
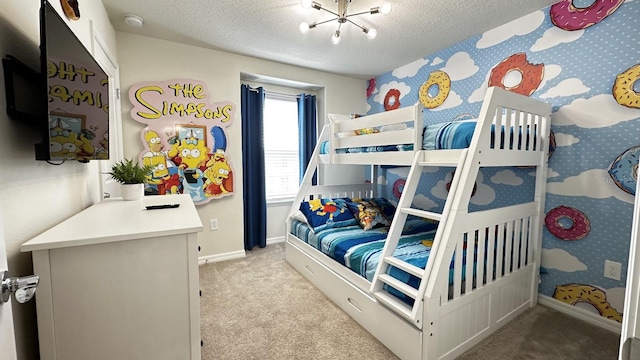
(0, 199), (17, 358)
(91, 21), (123, 200)
(620, 169), (640, 359)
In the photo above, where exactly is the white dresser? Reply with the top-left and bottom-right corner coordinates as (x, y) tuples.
(21, 194), (203, 360)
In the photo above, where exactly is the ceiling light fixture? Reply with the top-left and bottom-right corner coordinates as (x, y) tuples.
(299, 0), (392, 45)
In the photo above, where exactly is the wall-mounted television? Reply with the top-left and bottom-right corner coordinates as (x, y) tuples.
(2, 0), (110, 162)
(38, 0), (110, 162)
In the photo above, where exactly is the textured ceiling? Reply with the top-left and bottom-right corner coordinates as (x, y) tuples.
(100, 0), (559, 80)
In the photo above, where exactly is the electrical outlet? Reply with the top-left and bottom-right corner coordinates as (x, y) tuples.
(209, 218), (218, 231)
(604, 260), (621, 281)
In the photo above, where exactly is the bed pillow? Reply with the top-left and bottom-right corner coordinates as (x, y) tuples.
(369, 197), (397, 220)
(298, 198), (357, 232)
(422, 121), (477, 150)
(291, 210), (309, 224)
(347, 198), (391, 231)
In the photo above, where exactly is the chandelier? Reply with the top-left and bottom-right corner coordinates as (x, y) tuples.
(299, 0), (392, 45)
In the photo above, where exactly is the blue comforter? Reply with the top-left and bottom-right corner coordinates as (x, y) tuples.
(291, 217), (439, 304)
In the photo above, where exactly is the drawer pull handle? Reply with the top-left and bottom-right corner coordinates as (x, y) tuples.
(347, 297), (362, 312)
(305, 265), (314, 275)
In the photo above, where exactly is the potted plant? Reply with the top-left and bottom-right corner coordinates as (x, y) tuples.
(108, 158), (153, 201)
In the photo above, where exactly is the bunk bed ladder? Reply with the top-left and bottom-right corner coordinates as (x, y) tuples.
(370, 149), (468, 327)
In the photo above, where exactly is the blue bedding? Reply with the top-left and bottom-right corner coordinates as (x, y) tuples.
(321, 120), (538, 154)
(320, 141), (413, 154)
(291, 217), (440, 304)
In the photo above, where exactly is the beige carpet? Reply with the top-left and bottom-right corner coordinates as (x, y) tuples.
(199, 243), (620, 359)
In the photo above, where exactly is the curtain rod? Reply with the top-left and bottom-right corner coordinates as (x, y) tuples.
(244, 84), (305, 98)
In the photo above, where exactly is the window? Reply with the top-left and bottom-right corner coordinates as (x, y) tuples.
(263, 93), (299, 203)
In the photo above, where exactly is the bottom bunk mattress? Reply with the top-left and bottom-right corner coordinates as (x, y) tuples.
(290, 217), (439, 304)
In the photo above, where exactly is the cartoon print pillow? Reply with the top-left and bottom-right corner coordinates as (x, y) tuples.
(369, 197), (397, 220)
(299, 198), (357, 232)
(347, 198), (390, 231)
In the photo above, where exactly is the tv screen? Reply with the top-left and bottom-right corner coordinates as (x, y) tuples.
(38, 0), (110, 162)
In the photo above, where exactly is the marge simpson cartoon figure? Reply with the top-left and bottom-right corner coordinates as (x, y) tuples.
(168, 131), (210, 202)
(49, 126), (95, 160)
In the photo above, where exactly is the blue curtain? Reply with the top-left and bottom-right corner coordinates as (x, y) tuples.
(241, 85), (266, 250)
(298, 93), (317, 184)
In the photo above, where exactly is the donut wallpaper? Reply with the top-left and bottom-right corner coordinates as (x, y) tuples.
(368, 0), (639, 323)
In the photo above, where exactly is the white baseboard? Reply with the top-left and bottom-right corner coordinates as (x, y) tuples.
(267, 236), (285, 245)
(538, 295), (622, 334)
(198, 239), (284, 265)
(198, 250), (245, 265)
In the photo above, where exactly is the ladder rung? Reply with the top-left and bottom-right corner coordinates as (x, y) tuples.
(417, 149), (465, 167)
(383, 256), (424, 278)
(374, 291), (413, 319)
(417, 160), (458, 167)
(400, 208), (442, 221)
(378, 274), (418, 299)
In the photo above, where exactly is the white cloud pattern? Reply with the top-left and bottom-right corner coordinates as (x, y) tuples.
(393, 58), (429, 79)
(476, 11), (545, 49)
(541, 248), (587, 272)
(439, 52), (479, 81)
(554, 94), (640, 128)
(540, 78), (590, 99)
(546, 168), (635, 204)
(531, 27), (584, 52)
(553, 132), (580, 146)
(491, 170), (523, 186)
(413, 194), (439, 210)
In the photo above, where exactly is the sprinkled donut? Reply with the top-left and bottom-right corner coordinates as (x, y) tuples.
(553, 284), (622, 323)
(419, 70), (451, 109)
(613, 64), (640, 109)
(384, 89), (401, 111)
(392, 178), (405, 199)
(550, 0), (624, 31)
(545, 205), (590, 241)
(608, 145), (640, 195)
(488, 53), (544, 97)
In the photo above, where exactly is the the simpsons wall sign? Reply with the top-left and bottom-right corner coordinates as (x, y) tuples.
(128, 79), (235, 205)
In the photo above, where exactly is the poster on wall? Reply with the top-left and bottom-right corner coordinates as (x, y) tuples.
(128, 79), (235, 205)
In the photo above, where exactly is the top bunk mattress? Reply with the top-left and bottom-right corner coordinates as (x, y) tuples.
(320, 120), (477, 154)
(321, 119), (539, 154)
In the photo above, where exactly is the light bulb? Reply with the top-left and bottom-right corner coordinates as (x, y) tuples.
(367, 28), (377, 40)
(301, 0), (312, 9)
(380, 2), (392, 15)
(299, 22), (310, 33)
(331, 30), (341, 45)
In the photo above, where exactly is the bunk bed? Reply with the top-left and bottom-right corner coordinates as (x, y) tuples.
(285, 86), (552, 360)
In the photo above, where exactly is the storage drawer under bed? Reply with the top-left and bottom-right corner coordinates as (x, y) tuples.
(285, 240), (422, 360)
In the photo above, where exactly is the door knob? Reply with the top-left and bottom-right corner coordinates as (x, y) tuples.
(1, 270), (39, 304)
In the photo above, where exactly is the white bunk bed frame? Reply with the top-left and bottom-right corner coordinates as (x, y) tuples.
(286, 87), (552, 360)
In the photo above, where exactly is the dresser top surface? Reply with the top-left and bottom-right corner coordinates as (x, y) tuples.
(21, 194), (203, 252)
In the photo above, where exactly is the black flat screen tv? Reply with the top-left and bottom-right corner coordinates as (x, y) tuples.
(36, 0), (110, 162)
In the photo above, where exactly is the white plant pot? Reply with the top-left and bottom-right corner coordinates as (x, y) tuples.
(120, 183), (144, 201)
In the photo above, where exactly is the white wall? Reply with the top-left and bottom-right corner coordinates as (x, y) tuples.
(116, 33), (366, 257)
(0, 2), (116, 359)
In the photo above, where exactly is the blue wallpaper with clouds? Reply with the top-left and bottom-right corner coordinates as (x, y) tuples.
(368, 0), (640, 322)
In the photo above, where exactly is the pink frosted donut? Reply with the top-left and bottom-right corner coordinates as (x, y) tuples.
(392, 179), (405, 199)
(545, 205), (591, 241)
(550, 0), (624, 31)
